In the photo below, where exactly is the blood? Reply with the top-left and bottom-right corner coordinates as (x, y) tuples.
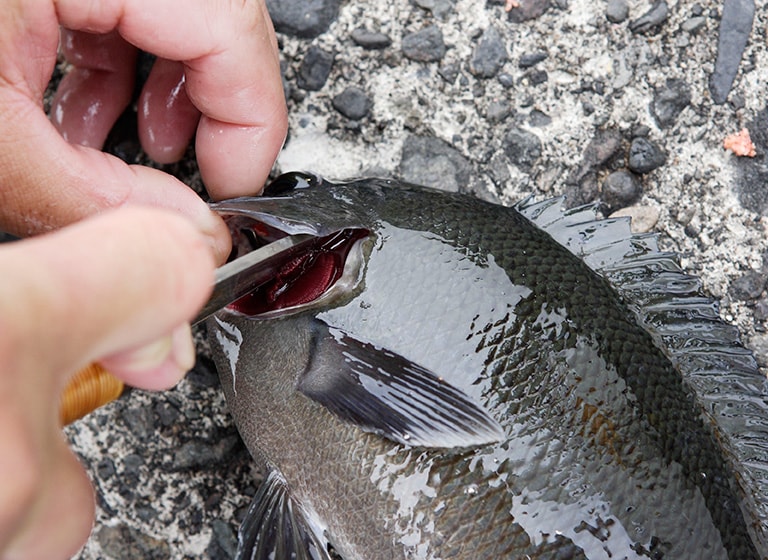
(229, 228), (368, 316)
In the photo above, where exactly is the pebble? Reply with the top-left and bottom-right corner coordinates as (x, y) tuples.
(709, 0), (755, 104)
(167, 435), (241, 471)
(266, 0), (341, 38)
(486, 100), (511, 123)
(399, 135), (472, 192)
(609, 205), (660, 233)
(606, 0), (629, 23)
(518, 52), (547, 68)
(121, 405), (155, 443)
(528, 109), (552, 127)
(497, 72), (515, 88)
(351, 28), (392, 50)
(628, 137), (667, 173)
(568, 128), (623, 186)
(502, 127), (542, 168)
(413, 0), (454, 18)
(681, 16), (707, 32)
(332, 87), (372, 119)
(629, 0), (669, 33)
(402, 26), (446, 63)
(650, 78), (691, 128)
(95, 525), (170, 560)
(297, 46), (335, 91)
(438, 61), (460, 83)
(601, 170), (643, 211)
(507, 0), (551, 23)
(734, 107), (768, 214)
(730, 270), (767, 301)
(469, 26), (508, 79)
(207, 519), (238, 560)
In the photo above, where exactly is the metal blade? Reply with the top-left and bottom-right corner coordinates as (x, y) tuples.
(193, 234), (315, 325)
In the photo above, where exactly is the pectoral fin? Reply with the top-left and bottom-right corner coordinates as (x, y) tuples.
(236, 469), (331, 560)
(298, 320), (504, 448)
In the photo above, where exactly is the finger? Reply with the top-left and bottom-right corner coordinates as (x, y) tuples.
(0, 105), (232, 263)
(51, 30), (137, 149)
(0, 206), (215, 381)
(138, 58), (201, 164)
(4, 441), (94, 560)
(99, 322), (196, 390)
(55, 0), (288, 198)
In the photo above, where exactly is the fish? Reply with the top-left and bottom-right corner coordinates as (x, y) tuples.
(207, 172), (768, 560)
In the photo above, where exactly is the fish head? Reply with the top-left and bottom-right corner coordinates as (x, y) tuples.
(208, 172), (503, 453)
(210, 172), (376, 319)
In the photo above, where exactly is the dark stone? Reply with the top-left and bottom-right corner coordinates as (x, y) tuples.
(518, 52), (547, 68)
(166, 435), (241, 471)
(399, 135), (472, 192)
(332, 87), (372, 119)
(402, 26), (446, 63)
(730, 271), (767, 300)
(266, 0), (341, 39)
(154, 401), (181, 427)
(438, 61), (460, 83)
(413, 0), (454, 18)
(629, 0), (669, 33)
(650, 78), (691, 128)
(503, 127), (542, 168)
(297, 46), (335, 91)
(527, 69), (548, 85)
(735, 106), (768, 214)
(507, 0), (551, 22)
(628, 137), (667, 173)
(602, 170), (643, 211)
(529, 109), (552, 127)
(207, 519), (239, 560)
(709, 0), (755, 104)
(350, 28), (392, 49)
(95, 525), (170, 560)
(96, 458), (116, 480)
(469, 26), (507, 79)
(606, 0), (629, 23)
(121, 405), (155, 443)
(566, 128), (623, 187)
(497, 72), (515, 88)
(754, 295), (768, 323)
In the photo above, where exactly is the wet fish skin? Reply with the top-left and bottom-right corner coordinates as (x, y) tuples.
(209, 173), (765, 559)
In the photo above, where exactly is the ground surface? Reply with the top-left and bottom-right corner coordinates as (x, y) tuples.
(62, 0), (768, 557)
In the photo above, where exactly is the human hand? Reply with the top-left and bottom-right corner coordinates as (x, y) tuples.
(0, 0), (287, 263)
(0, 207), (215, 560)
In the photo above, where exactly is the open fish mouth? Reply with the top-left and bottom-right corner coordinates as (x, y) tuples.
(214, 205), (371, 319)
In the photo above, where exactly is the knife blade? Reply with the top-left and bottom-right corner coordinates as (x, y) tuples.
(192, 233), (315, 325)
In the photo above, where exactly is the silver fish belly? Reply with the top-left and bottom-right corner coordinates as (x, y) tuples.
(208, 173), (768, 560)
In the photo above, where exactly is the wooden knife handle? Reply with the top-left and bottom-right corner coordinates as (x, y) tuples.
(60, 363), (124, 425)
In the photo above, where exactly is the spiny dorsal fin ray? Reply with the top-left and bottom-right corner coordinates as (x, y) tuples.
(517, 195), (768, 551)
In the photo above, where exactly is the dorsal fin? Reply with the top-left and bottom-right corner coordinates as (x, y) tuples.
(517, 196), (768, 551)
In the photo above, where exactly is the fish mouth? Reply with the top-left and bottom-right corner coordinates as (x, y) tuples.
(215, 208), (371, 318)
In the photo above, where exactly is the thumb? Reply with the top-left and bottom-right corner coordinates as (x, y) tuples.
(0, 206), (215, 391)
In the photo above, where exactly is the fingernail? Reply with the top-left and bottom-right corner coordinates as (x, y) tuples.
(197, 209), (232, 265)
(170, 322), (196, 373)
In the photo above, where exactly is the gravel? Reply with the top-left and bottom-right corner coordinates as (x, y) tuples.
(62, 0), (768, 557)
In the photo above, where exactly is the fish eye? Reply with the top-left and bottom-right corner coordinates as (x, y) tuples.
(263, 172), (321, 196)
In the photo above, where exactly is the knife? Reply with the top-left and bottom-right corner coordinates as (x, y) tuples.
(60, 234), (315, 425)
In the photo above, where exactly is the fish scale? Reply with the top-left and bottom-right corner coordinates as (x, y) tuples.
(208, 173), (766, 559)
